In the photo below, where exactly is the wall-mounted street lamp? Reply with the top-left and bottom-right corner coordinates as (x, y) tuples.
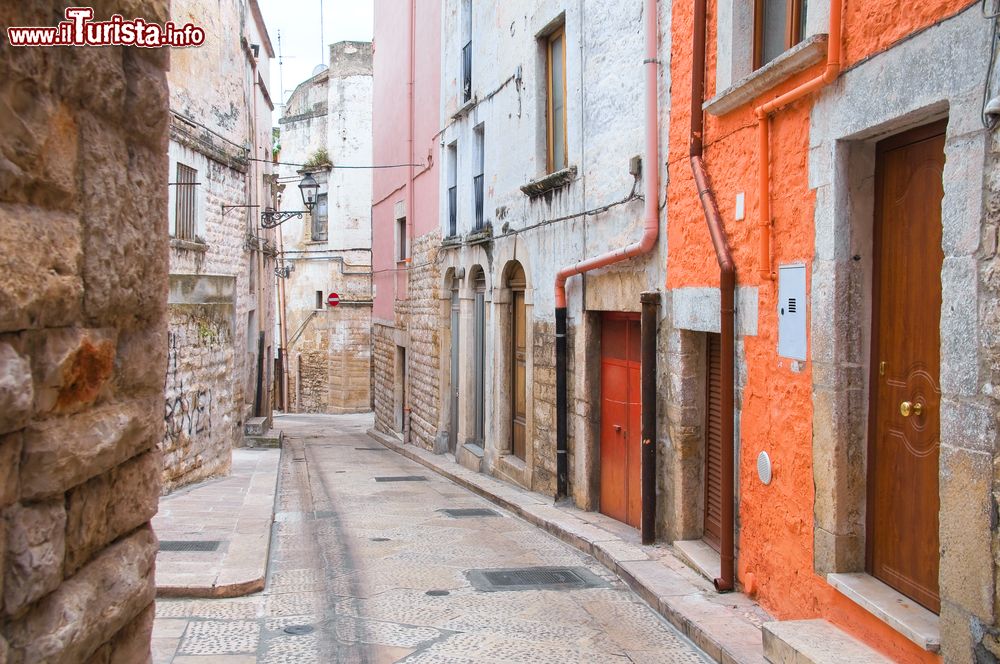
(260, 173), (320, 228)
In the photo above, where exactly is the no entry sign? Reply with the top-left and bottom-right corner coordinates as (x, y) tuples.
(327, 292), (340, 307)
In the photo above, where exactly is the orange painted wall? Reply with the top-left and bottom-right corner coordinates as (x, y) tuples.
(664, 0), (971, 661)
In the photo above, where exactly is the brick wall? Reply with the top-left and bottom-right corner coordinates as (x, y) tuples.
(0, 2), (169, 660)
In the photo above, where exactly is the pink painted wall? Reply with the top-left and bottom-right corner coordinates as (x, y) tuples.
(372, 0), (441, 321)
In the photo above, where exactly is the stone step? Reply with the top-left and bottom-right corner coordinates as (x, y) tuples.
(244, 416), (270, 436)
(244, 429), (283, 449)
(763, 619), (892, 664)
(456, 443), (484, 473)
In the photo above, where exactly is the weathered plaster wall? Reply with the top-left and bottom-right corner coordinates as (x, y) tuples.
(666, 0), (993, 659)
(165, 0), (276, 489)
(278, 41), (373, 414)
(0, 2), (169, 659)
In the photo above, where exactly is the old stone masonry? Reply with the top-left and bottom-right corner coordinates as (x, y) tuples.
(3, 0), (1000, 662)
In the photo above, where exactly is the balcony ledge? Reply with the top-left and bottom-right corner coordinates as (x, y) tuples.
(704, 34), (828, 116)
(170, 238), (208, 253)
(520, 166), (577, 198)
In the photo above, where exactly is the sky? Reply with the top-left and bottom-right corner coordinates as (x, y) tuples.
(257, 0), (374, 124)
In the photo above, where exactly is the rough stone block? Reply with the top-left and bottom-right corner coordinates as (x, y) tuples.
(28, 328), (116, 415)
(0, 205), (81, 334)
(105, 601), (154, 664)
(3, 499), (66, 617)
(4, 527), (156, 664)
(20, 397), (158, 500)
(0, 340), (32, 435)
(939, 445), (994, 621)
(0, 433), (22, 510)
(65, 451), (160, 574)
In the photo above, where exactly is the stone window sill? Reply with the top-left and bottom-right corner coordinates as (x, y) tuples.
(441, 235), (462, 248)
(170, 238), (208, 252)
(452, 96), (477, 120)
(466, 225), (492, 244)
(704, 34), (829, 116)
(520, 166), (577, 198)
(827, 573), (940, 652)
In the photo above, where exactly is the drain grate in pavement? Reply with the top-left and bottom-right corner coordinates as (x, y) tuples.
(466, 566), (606, 592)
(373, 475), (427, 482)
(440, 508), (501, 518)
(283, 624), (315, 636)
(354, 447), (388, 451)
(158, 540), (221, 552)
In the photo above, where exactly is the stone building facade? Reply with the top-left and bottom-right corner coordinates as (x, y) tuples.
(371, 0), (444, 448)
(163, 0), (277, 491)
(276, 42), (373, 415)
(0, 1), (170, 661)
(664, 0), (1000, 660)
(372, 0), (669, 519)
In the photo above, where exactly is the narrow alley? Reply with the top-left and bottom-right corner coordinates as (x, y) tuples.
(152, 415), (710, 663)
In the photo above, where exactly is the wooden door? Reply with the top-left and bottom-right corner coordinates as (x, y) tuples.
(511, 290), (527, 459)
(600, 314), (642, 528)
(704, 333), (723, 551)
(449, 287), (460, 454)
(867, 121), (946, 613)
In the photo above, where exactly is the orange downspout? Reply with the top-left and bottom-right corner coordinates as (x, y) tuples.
(691, 0), (736, 591)
(553, 0), (660, 500)
(755, 0), (842, 280)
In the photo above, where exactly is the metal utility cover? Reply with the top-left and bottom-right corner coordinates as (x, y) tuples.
(466, 566), (606, 592)
(374, 475), (427, 482)
(777, 263), (807, 360)
(158, 540), (222, 552)
(440, 508), (501, 518)
(354, 447), (388, 451)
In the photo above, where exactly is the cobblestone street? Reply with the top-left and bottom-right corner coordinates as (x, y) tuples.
(152, 414), (710, 663)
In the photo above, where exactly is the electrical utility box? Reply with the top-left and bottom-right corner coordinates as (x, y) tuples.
(777, 264), (807, 360)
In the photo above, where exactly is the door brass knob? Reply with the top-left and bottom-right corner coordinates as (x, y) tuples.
(613, 424), (622, 433)
(900, 401), (923, 417)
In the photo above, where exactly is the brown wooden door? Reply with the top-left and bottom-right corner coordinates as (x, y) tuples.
(600, 314), (642, 528)
(704, 333), (723, 551)
(511, 290), (527, 459)
(867, 121), (946, 614)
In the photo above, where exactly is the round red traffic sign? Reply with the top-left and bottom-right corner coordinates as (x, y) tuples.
(327, 292), (340, 307)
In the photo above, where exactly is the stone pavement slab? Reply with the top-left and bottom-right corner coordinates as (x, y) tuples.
(154, 449), (280, 598)
(368, 426), (773, 664)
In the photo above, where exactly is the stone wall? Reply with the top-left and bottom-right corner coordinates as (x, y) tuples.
(164, 0), (276, 490)
(372, 323), (397, 435)
(397, 232), (444, 451)
(0, 1), (169, 660)
(162, 300), (236, 492)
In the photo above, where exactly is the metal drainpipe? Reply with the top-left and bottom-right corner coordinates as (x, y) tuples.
(554, 0), (660, 501)
(640, 291), (660, 544)
(691, 0), (736, 592)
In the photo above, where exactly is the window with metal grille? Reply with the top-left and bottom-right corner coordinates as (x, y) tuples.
(447, 142), (458, 237)
(473, 124), (485, 230)
(461, 0), (472, 102)
(312, 193), (328, 241)
(174, 163), (197, 239)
